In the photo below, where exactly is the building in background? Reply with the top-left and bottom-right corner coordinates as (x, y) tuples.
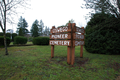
(25, 32), (32, 38)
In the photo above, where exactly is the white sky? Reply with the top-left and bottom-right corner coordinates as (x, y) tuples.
(0, 0), (91, 33)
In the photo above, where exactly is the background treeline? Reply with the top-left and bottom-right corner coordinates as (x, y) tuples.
(16, 16), (50, 37)
(30, 19), (50, 37)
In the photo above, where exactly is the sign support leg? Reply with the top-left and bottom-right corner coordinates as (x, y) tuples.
(67, 46), (71, 64)
(80, 27), (84, 58)
(71, 46), (75, 65)
(80, 45), (83, 58)
(51, 45), (54, 58)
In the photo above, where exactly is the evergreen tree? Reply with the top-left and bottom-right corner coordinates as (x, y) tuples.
(17, 16), (23, 33)
(44, 26), (47, 36)
(18, 27), (24, 36)
(65, 19), (74, 26)
(31, 20), (39, 37)
(39, 20), (44, 36)
(47, 27), (50, 36)
(58, 19), (75, 27)
(17, 16), (29, 36)
(43, 26), (50, 36)
(22, 18), (29, 34)
(85, 12), (120, 55)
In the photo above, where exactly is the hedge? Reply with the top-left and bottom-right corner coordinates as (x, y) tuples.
(6, 33), (11, 38)
(0, 32), (3, 36)
(32, 37), (49, 45)
(0, 36), (11, 46)
(14, 36), (27, 45)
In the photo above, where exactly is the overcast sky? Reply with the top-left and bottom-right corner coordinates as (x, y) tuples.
(0, 0), (91, 33)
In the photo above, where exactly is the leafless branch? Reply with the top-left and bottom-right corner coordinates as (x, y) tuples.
(117, 0), (120, 12)
(6, 1), (22, 11)
(107, 1), (119, 17)
(82, 0), (120, 18)
(0, 20), (4, 31)
(0, 4), (4, 22)
(6, 0), (14, 6)
(0, 1), (5, 12)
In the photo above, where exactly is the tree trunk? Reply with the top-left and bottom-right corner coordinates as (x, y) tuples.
(4, 3), (9, 55)
(3, 30), (9, 55)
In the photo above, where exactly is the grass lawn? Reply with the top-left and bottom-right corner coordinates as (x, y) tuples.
(0, 45), (120, 80)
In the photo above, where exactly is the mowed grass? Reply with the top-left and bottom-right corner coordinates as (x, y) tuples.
(0, 45), (120, 80)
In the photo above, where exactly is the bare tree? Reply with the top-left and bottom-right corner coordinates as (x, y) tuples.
(82, 0), (120, 18)
(0, 0), (30, 55)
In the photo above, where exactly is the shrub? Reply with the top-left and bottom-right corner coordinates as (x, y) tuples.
(14, 36), (27, 45)
(0, 36), (11, 46)
(85, 13), (120, 55)
(6, 33), (11, 38)
(0, 32), (3, 36)
(32, 37), (49, 45)
(12, 33), (17, 41)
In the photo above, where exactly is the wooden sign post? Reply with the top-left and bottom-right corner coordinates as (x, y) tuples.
(49, 23), (85, 65)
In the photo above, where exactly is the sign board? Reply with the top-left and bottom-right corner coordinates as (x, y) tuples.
(73, 33), (84, 39)
(74, 27), (85, 33)
(73, 41), (84, 46)
(49, 40), (71, 46)
(50, 33), (71, 39)
(50, 23), (85, 65)
(50, 26), (71, 33)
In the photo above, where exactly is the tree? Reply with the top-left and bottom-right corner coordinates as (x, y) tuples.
(43, 26), (47, 36)
(58, 19), (75, 27)
(47, 27), (50, 36)
(0, 0), (29, 55)
(65, 19), (74, 26)
(22, 18), (29, 34)
(82, 0), (120, 18)
(18, 27), (23, 36)
(43, 26), (50, 36)
(85, 12), (120, 54)
(17, 16), (29, 36)
(39, 20), (44, 36)
(31, 20), (39, 37)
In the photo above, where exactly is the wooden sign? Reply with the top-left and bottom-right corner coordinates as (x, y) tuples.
(73, 33), (85, 39)
(49, 40), (71, 46)
(73, 40), (84, 46)
(50, 33), (71, 39)
(50, 26), (71, 33)
(50, 23), (85, 65)
(74, 27), (85, 33)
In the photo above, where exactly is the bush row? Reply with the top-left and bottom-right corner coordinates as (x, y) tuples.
(14, 36), (27, 45)
(32, 37), (49, 45)
(0, 36), (49, 46)
(0, 36), (11, 46)
(0, 33), (49, 46)
(0, 32), (17, 41)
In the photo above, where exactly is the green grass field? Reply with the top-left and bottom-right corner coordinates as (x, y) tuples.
(0, 44), (120, 80)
